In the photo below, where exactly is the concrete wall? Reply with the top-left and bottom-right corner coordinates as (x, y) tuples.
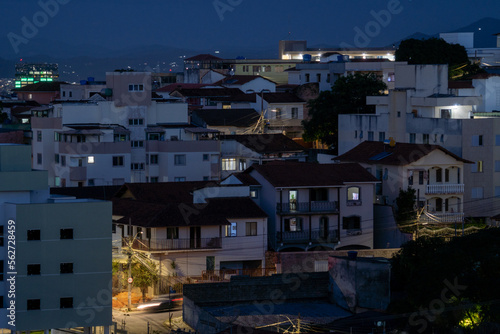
(183, 272), (329, 307)
(275, 249), (399, 273)
(328, 256), (391, 312)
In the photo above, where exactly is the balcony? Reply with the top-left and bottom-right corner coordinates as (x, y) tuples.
(276, 201), (338, 214)
(277, 229), (338, 244)
(69, 166), (87, 181)
(128, 237), (222, 252)
(426, 184), (464, 195)
(420, 212), (465, 223)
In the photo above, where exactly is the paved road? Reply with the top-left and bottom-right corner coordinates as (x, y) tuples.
(113, 308), (183, 334)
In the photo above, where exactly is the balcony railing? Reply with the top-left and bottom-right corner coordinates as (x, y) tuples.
(426, 184), (464, 195)
(276, 201), (338, 214)
(128, 237), (222, 251)
(420, 212), (465, 223)
(277, 229), (338, 244)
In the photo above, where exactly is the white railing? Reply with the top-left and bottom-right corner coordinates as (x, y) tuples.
(420, 212), (465, 223)
(426, 184), (464, 194)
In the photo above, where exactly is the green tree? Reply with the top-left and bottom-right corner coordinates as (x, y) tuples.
(131, 259), (158, 302)
(395, 38), (485, 79)
(390, 228), (500, 332)
(302, 73), (386, 151)
(395, 186), (417, 226)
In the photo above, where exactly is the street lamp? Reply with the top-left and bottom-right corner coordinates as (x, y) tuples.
(124, 224), (143, 311)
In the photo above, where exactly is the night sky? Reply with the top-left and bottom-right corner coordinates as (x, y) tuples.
(2, 0), (500, 59)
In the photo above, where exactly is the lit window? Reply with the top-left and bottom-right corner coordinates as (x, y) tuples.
(87, 156), (95, 164)
(225, 222), (237, 237)
(222, 158), (236, 171)
(347, 187), (360, 201)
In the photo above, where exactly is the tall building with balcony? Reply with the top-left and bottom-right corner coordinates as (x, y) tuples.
(336, 141), (472, 224)
(226, 161), (378, 251)
(0, 144), (112, 332)
(31, 71), (221, 187)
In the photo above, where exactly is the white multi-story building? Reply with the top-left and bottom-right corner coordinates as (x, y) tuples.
(338, 63), (500, 218)
(32, 71), (221, 187)
(224, 161), (379, 251)
(336, 141), (472, 224)
(0, 144), (112, 332)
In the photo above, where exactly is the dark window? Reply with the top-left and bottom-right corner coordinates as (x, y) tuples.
(27, 264), (41, 276)
(174, 154), (186, 166)
(60, 229), (73, 240)
(419, 171), (424, 185)
(150, 154), (158, 164)
(436, 168), (442, 182)
(246, 222), (257, 236)
(0, 226), (3, 247)
(61, 155), (66, 166)
(112, 156), (124, 167)
(310, 188), (328, 201)
(37, 153), (42, 165)
(445, 169), (450, 182)
(55, 154), (60, 163)
(60, 297), (73, 309)
(342, 216), (361, 230)
(27, 299), (40, 310)
(112, 224), (116, 233)
(60, 263), (73, 274)
(0, 260), (3, 281)
(167, 227), (179, 239)
(203, 154), (209, 161)
(27, 229), (41, 241)
(436, 198), (443, 212)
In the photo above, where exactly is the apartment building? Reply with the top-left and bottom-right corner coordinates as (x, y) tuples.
(31, 71), (221, 187)
(225, 161), (379, 251)
(0, 144), (111, 332)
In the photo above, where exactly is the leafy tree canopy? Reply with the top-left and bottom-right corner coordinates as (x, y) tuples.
(395, 186), (417, 226)
(132, 259), (158, 301)
(302, 73), (386, 151)
(390, 228), (500, 332)
(395, 38), (485, 79)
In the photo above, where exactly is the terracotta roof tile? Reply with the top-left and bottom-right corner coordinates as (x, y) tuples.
(336, 141), (473, 165)
(248, 161), (378, 187)
(222, 134), (305, 154)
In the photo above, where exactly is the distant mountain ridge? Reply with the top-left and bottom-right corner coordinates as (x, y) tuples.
(1, 17), (499, 81)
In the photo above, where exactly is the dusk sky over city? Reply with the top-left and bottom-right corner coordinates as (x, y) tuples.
(2, 0), (500, 59)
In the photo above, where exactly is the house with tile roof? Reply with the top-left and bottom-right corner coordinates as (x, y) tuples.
(252, 92), (306, 137)
(111, 181), (268, 285)
(222, 161), (379, 251)
(336, 141), (472, 224)
(213, 75), (277, 93)
(219, 133), (307, 179)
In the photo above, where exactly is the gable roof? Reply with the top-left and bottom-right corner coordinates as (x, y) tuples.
(192, 108), (260, 127)
(114, 181), (213, 204)
(336, 141), (472, 165)
(222, 134), (305, 154)
(214, 75), (276, 86)
(261, 92), (304, 103)
(248, 161), (378, 188)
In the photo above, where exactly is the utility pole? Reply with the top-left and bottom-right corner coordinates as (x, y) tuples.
(128, 218), (132, 311)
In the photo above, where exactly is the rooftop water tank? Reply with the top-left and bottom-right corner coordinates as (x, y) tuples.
(302, 54), (312, 62)
(87, 77), (95, 82)
(80, 80), (87, 85)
